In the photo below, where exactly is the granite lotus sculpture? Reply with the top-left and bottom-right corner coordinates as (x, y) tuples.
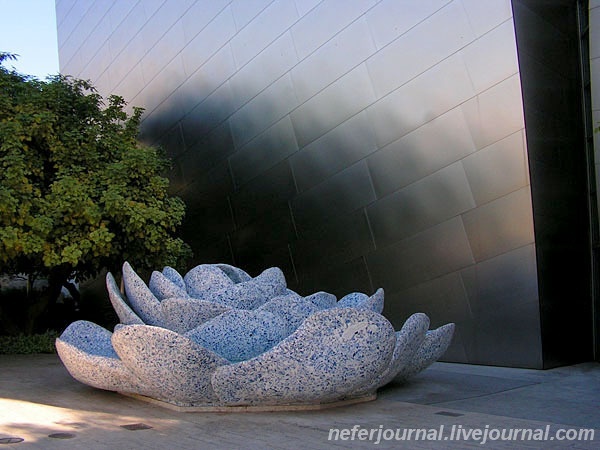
(56, 262), (454, 409)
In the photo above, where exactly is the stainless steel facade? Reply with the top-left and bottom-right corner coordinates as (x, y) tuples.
(55, 0), (598, 368)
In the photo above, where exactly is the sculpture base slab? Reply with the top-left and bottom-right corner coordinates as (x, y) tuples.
(119, 392), (377, 412)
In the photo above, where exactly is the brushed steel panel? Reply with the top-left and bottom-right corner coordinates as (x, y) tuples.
(183, 44), (237, 102)
(159, 124), (186, 160)
(230, 160), (297, 229)
(229, 116), (299, 187)
(462, 131), (528, 206)
(365, 0), (449, 50)
(142, 55), (189, 115)
(141, 21), (186, 83)
(181, 0), (230, 41)
(461, 74), (525, 150)
(108, 1), (148, 59)
(367, 107), (476, 198)
(113, 64), (146, 103)
(462, 187), (535, 263)
(179, 80), (237, 140)
(383, 272), (473, 362)
(460, 244), (541, 367)
(182, 233), (234, 267)
(290, 64), (376, 148)
(229, 0), (299, 68)
(292, 209), (375, 275)
(56, 0), (77, 31)
(79, 40), (113, 83)
(176, 157), (234, 199)
(297, 256), (372, 298)
(290, 0), (377, 60)
(180, 121), (236, 175)
(366, 217), (474, 294)
(293, 0), (321, 17)
(367, 53), (475, 148)
(230, 31), (298, 109)
(230, 0), (273, 31)
(78, 10), (113, 65)
(367, 0), (474, 99)
(511, 1), (573, 77)
(108, 0), (139, 32)
(461, 20), (519, 94)
(229, 74), (299, 149)
(230, 206), (297, 278)
(179, 188), (236, 239)
(592, 7), (600, 59)
(180, 7), (237, 77)
(461, 0), (513, 38)
(290, 111), (377, 193)
(142, 0), (170, 24)
(593, 58), (600, 107)
(291, 161), (376, 232)
(367, 162), (476, 247)
(290, 18), (376, 104)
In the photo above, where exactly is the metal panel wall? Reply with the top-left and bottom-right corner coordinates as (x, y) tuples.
(56, 0), (545, 367)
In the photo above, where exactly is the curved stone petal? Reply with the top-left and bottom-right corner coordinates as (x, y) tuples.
(305, 291), (337, 309)
(212, 267), (288, 310)
(337, 292), (368, 308)
(363, 288), (385, 313)
(253, 267), (287, 297)
(161, 298), (232, 333)
(358, 313), (430, 393)
(214, 263), (252, 283)
(397, 323), (455, 381)
(122, 262), (163, 326)
(258, 293), (320, 333)
(106, 272), (144, 325)
(336, 289), (384, 313)
(55, 320), (151, 396)
(184, 264), (234, 299)
(112, 325), (229, 405)
(162, 266), (186, 290)
(186, 310), (289, 362)
(149, 270), (189, 300)
(211, 308), (396, 406)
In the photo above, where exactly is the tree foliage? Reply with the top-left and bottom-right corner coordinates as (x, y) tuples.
(0, 52), (191, 329)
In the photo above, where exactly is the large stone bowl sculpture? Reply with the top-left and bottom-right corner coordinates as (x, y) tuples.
(56, 262), (454, 411)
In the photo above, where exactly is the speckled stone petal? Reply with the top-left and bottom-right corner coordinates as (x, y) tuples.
(253, 267), (287, 298)
(336, 289), (384, 313)
(186, 310), (289, 362)
(122, 262), (163, 326)
(337, 292), (368, 308)
(106, 272), (144, 325)
(304, 291), (337, 309)
(162, 266), (186, 290)
(363, 288), (385, 313)
(214, 264), (252, 283)
(184, 264), (234, 298)
(258, 293), (320, 333)
(359, 313), (430, 393)
(212, 267), (288, 310)
(112, 325), (229, 405)
(161, 298), (232, 333)
(211, 308), (396, 405)
(55, 320), (151, 396)
(149, 270), (188, 300)
(398, 323), (455, 381)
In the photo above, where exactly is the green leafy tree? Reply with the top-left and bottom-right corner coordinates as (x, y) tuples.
(0, 53), (191, 332)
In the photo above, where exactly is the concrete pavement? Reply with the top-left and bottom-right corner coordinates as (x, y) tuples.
(0, 354), (598, 449)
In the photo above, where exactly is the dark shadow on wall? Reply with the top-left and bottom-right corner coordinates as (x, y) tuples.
(137, 84), (556, 369)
